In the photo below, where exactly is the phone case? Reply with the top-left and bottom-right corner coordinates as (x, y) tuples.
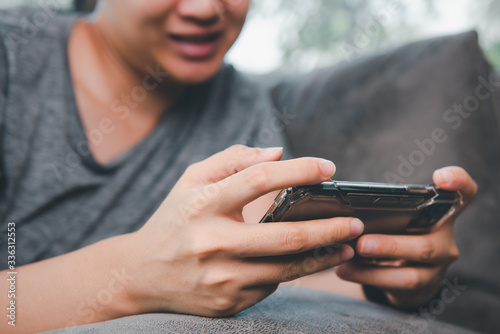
(259, 181), (463, 234)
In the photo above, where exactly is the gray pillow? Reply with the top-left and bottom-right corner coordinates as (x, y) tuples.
(270, 31), (500, 333)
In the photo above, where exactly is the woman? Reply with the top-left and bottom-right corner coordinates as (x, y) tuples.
(0, 1), (477, 332)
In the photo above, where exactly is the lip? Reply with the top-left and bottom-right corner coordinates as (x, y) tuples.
(167, 31), (223, 60)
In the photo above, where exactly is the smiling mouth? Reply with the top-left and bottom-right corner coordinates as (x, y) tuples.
(169, 32), (222, 43)
(167, 32), (223, 60)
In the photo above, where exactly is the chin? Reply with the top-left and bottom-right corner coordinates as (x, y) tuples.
(162, 58), (224, 85)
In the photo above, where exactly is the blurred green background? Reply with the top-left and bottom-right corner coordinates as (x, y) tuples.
(244, 0), (500, 72)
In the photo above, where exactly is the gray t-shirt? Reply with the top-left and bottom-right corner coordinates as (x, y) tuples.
(0, 6), (289, 268)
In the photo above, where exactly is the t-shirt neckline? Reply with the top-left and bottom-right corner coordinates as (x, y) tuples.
(61, 15), (189, 172)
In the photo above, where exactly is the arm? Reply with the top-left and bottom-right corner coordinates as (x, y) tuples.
(1, 145), (364, 333)
(1, 234), (139, 332)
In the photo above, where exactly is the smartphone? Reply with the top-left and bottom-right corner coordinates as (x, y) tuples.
(259, 181), (462, 235)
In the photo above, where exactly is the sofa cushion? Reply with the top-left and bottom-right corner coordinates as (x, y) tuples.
(46, 286), (474, 334)
(270, 31), (500, 333)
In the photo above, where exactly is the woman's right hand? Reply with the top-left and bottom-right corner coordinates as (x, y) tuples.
(126, 145), (364, 317)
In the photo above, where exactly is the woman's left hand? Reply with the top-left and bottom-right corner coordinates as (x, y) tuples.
(335, 166), (477, 309)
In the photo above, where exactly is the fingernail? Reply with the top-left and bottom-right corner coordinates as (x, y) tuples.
(350, 218), (364, 237)
(318, 160), (336, 178)
(435, 168), (453, 185)
(260, 147), (283, 156)
(361, 239), (378, 255)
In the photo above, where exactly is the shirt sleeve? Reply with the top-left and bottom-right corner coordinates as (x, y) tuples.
(0, 27), (9, 130)
(0, 23), (10, 189)
(0, 49), (6, 125)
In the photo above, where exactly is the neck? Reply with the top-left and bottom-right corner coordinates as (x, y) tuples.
(67, 18), (187, 164)
(69, 18), (184, 120)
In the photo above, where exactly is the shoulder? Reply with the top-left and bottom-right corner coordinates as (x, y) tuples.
(0, 6), (78, 93)
(0, 5), (77, 33)
(0, 5), (78, 56)
(0, 6), (78, 126)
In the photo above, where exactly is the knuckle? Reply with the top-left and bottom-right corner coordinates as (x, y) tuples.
(281, 225), (308, 253)
(199, 270), (232, 289)
(184, 162), (201, 177)
(283, 262), (304, 281)
(247, 167), (271, 192)
(226, 144), (250, 157)
(210, 296), (238, 315)
(419, 240), (435, 262)
(402, 268), (424, 290)
(191, 236), (225, 260)
(200, 184), (223, 206)
(180, 192), (211, 221)
(222, 160), (239, 176)
(383, 240), (400, 257)
(300, 256), (322, 275)
(228, 144), (247, 152)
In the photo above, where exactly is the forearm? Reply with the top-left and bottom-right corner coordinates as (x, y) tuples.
(1, 234), (139, 333)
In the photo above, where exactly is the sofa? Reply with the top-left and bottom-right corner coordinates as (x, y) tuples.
(49, 31), (499, 334)
(270, 30), (500, 334)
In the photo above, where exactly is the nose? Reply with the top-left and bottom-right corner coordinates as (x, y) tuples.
(177, 0), (222, 26)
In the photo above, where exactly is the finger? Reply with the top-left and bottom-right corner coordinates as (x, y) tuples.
(355, 228), (459, 264)
(178, 145), (284, 188)
(433, 166), (477, 205)
(335, 262), (443, 292)
(229, 218), (364, 257)
(214, 157), (336, 212)
(245, 244), (355, 285)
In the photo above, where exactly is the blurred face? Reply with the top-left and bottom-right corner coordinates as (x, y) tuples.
(97, 0), (250, 84)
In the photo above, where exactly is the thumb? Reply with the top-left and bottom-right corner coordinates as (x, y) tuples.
(433, 166), (477, 211)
